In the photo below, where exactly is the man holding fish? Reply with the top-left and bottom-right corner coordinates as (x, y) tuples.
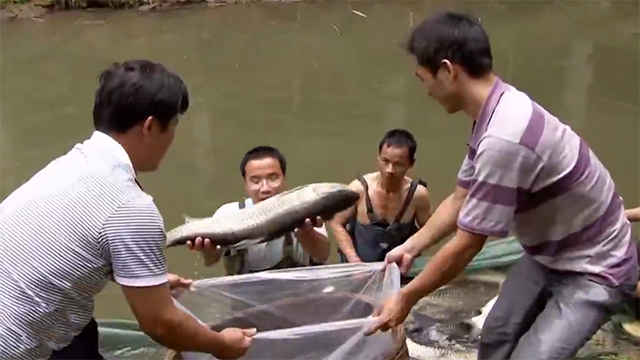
(368, 12), (639, 360)
(0, 60), (254, 360)
(187, 146), (331, 274)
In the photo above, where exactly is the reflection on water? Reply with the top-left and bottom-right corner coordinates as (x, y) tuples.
(1, 0), (638, 325)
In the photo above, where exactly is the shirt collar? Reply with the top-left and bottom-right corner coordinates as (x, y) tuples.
(469, 77), (507, 148)
(84, 130), (136, 180)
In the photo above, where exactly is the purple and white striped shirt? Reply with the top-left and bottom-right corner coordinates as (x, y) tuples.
(457, 77), (637, 286)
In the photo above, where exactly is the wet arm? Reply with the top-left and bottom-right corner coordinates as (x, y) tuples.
(626, 206), (640, 222)
(328, 180), (362, 262)
(122, 283), (228, 355)
(329, 204), (360, 262)
(401, 185), (469, 257)
(401, 229), (486, 306)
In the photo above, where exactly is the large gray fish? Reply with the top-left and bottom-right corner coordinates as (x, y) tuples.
(165, 182), (359, 247)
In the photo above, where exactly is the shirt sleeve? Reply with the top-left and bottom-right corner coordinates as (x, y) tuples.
(101, 195), (168, 287)
(456, 153), (475, 189)
(457, 136), (542, 237)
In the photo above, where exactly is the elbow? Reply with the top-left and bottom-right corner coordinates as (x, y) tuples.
(327, 219), (341, 233)
(139, 314), (181, 349)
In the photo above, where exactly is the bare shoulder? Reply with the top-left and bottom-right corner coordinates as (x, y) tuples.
(347, 177), (366, 194)
(413, 181), (431, 203)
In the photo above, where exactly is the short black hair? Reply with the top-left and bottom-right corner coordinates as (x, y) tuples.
(407, 12), (492, 78)
(378, 129), (417, 164)
(93, 60), (189, 133)
(240, 146), (287, 178)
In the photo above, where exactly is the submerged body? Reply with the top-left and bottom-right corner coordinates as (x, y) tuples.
(166, 183), (359, 247)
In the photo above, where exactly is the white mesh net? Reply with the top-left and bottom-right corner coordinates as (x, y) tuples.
(175, 262), (403, 360)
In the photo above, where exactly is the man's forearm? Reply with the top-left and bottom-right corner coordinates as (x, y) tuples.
(144, 305), (226, 355)
(329, 222), (360, 261)
(297, 229), (330, 263)
(401, 229), (486, 306)
(404, 191), (465, 256)
(626, 207), (640, 222)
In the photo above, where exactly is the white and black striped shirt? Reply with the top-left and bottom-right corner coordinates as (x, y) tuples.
(0, 131), (168, 359)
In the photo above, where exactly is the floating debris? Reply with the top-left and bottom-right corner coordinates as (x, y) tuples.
(77, 19), (106, 25)
(331, 23), (341, 36)
(351, 9), (367, 18)
(138, 3), (158, 11)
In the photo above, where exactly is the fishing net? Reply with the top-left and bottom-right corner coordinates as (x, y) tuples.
(100, 262), (406, 360)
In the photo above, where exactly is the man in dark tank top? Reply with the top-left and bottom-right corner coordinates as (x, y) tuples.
(329, 129), (432, 263)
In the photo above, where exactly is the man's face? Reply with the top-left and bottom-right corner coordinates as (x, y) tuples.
(377, 144), (412, 182)
(243, 157), (286, 203)
(140, 117), (178, 172)
(415, 64), (463, 114)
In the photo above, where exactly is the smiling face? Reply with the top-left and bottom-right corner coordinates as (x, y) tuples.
(242, 156), (286, 203)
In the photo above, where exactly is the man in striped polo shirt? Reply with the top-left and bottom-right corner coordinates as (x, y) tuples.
(369, 12), (638, 359)
(625, 205), (640, 297)
(0, 60), (254, 359)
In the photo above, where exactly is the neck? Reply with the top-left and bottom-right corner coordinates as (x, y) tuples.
(378, 174), (403, 193)
(108, 131), (141, 174)
(461, 73), (497, 120)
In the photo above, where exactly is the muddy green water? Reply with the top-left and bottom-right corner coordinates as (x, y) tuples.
(1, 0), (638, 340)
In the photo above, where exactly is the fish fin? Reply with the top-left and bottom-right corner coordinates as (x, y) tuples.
(227, 236), (270, 250)
(183, 214), (209, 224)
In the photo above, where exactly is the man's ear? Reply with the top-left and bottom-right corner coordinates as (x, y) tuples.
(440, 59), (456, 80)
(141, 116), (155, 136)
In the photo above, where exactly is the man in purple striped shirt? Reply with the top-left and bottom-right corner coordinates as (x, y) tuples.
(367, 12), (638, 359)
(625, 206), (640, 297)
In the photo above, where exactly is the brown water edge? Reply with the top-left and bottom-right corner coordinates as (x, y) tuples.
(1, 0), (638, 352)
(0, 0), (299, 21)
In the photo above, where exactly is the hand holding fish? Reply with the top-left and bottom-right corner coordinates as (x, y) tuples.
(216, 327), (256, 359)
(186, 236), (221, 252)
(294, 216), (324, 235)
(187, 236), (223, 265)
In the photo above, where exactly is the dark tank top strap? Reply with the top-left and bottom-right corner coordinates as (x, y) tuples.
(357, 176), (379, 223)
(392, 179), (419, 224)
